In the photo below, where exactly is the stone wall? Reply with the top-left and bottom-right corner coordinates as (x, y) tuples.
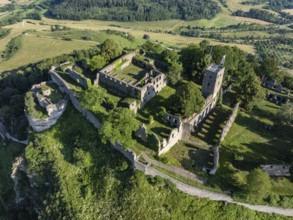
(95, 52), (167, 108)
(163, 113), (181, 128)
(135, 124), (147, 142)
(50, 68), (101, 129)
(95, 52), (136, 84)
(66, 67), (89, 89)
(209, 146), (219, 175)
(184, 94), (217, 127)
(98, 72), (140, 97)
(112, 142), (137, 163)
(0, 121), (28, 145)
(140, 72), (167, 106)
(219, 102), (239, 143)
(158, 124), (183, 155)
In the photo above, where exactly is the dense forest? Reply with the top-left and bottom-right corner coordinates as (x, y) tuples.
(46, 0), (221, 21)
(232, 8), (293, 24)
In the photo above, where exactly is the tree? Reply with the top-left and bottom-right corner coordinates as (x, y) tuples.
(87, 55), (107, 71)
(78, 87), (106, 111)
(258, 58), (281, 81)
(99, 108), (139, 149)
(160, 49), (183, 84)
(100, 39), (122, 62)
(193, 54), (212, 83)
(141, 40), (163, 54)
(143, 34), (150, 40)
(234, 63), (263, 111)
(167, 62), (183, 85)
(277, 102), (293, 125)
(172, 82), (204, 118)
(242, 168), (271, 202)
(180, 44), (201, 78)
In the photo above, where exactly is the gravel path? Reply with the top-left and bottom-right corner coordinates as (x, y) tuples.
(139, 162), (293, 217)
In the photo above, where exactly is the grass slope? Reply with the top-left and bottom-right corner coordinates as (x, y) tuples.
(22, 104), (289, 220)
(0, 34), (96, 71)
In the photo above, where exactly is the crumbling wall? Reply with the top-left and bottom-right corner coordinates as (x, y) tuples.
(96, 52), (136, 78)
(209, 146), (219, 175)
(66, 67), (89, 89)
(184, 94), (217, 127)
(219, 102), (239, 143)
(140, 72), (167, 105)
(158, 124), (183, 155)
(98, 72), (140, 97)
(135, 124), (147, 142)
(112, 142), (137, 163)
(50, 69), (101, 129)
(163, 113), (181, 128)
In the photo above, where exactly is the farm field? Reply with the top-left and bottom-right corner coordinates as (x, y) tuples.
(0, 0), (11, 5)
(224, 0), (266, 12)
(0, 18), (258, 72)
(0, 34), (96, 72)
(40, 18), (256, 52)
(0, 21), (50, 53)
(234, 16), (272, 25)
(282, 9), (293, 15)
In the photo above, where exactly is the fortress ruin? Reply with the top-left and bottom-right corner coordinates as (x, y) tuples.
(94, 52), (167, 108)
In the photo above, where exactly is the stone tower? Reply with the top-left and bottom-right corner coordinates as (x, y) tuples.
(201, 56), (226, 100)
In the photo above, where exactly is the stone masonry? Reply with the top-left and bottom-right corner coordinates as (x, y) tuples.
(94, 52), (167, 108)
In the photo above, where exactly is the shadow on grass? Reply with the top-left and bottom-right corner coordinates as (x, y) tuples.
(151, 127), (171, 139)
(192, 107), (231, 145)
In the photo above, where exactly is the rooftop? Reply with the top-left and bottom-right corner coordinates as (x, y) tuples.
(262, 164), (291, 176)
(206, 64), (223, 74)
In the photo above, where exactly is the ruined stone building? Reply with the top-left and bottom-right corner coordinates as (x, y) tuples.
(25, 82), (67, 132)
(136, 56), (226, 155)
(94, 52), (167, 109)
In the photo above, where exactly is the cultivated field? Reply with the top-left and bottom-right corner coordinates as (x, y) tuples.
(0, 34), (96, 72)
(40, 18), (255, 53)
(235, 16), (272, 25)
(283, 9), (293, 15)
(0, 19), (257, 72)
(225, 0), (266, 12)
(0, 0), (11, 5)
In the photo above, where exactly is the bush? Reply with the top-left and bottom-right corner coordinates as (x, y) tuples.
(233, 153), (244, 161)
(143, 34), (150, 40)
(149, 116), (154, 124)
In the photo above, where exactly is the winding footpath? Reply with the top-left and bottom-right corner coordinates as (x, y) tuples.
(140, 163), (293, 217)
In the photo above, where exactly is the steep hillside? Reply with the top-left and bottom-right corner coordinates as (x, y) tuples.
(47, 0), (221, 21)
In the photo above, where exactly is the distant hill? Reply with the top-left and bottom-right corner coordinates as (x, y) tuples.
(46, 0), (221, 21)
